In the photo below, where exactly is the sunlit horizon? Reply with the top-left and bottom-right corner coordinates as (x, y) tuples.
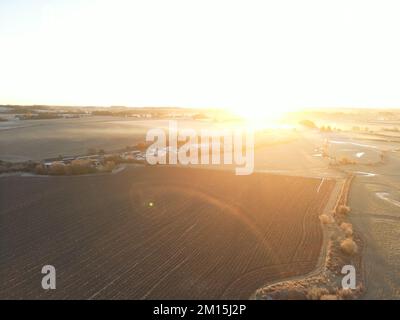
(2, 0), (400, 111)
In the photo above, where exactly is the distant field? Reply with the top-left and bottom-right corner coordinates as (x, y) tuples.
(0, 116), (255, 162)
(0, 117), (164, 162)
(0, 115), (337, 178)
(0, 167), (335, 299)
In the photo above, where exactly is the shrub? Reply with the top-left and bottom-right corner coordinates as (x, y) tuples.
(319, 214), (334, 224)
(135, 142), (149, 151)
(320, 294), (338, 300)
(64, 165), (73, 175)
(306, 287), (329, 300)
(104, 161), (116, 172)
(337, 205), (351, 215)
(49, 163), (66, 175)
(104, 155), (123, 164)
(320, 126), (332, 132)
(71, 159), (91, 166)
(338, 157), (356, 165)
(336, 288), (356, 300)
(340, 238), (358, 255)
(340, 222), (353, 237)
(35, 164), (47, 175)
(299, 119), (317, 129)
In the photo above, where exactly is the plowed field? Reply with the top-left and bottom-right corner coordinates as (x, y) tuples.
(0, 167), (335, 299)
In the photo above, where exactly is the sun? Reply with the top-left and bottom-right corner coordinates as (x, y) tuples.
(228, 105), (292, 129)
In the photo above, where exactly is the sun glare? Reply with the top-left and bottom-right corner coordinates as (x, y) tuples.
(228, 105), (294, 130)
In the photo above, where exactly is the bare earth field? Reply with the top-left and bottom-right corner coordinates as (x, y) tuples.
(0, 116), (273, 162)
(0, 117), (159, 162)
(0, 166), (334, 299)
(4, 112), (400, 299)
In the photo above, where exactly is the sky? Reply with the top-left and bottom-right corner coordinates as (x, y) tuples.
(1, 0), (400, 115)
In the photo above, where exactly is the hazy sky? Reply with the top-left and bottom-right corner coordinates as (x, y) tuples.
(1, 0), (400, 113)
